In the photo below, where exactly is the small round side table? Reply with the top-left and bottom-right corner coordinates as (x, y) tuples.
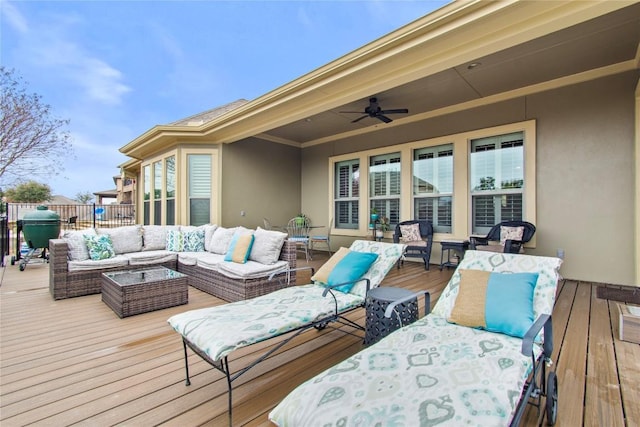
(364, 287), (419, 346)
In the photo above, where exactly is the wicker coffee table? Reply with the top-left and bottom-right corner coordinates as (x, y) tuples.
(101, 267), (188, 318)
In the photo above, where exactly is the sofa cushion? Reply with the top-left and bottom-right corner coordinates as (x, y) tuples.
(84, 234), (116, 260)
(191, 252), (227, 270)
(208, 227), (237, 254)
(217, 259), (289, 280)
(67, 255), (129, 272)
(97, 225), (143, 254)
(203, 224), (219, 252)
(249, 227), (287, 265)
(61, 229), (96, 261)
(142, 225), (179, 251)
(124, 250), (177, 266)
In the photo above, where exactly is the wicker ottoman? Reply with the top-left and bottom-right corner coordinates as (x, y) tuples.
(101, 267), (188, 318)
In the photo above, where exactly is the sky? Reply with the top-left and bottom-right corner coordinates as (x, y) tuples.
(1, 0), (448, 200)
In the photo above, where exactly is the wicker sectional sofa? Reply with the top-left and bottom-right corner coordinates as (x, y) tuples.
(49, 224), (296, 302)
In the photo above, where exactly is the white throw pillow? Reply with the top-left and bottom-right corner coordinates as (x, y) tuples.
(97, 225), (143, 254)
(142, 225), (179, 251)
(249, 227), (287, 264)
(208, 227), (238, 254)
(61, 229), (96, 261)
(203, 224), (219, 251)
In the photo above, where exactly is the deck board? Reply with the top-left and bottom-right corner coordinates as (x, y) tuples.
(1, 255), (639, 426)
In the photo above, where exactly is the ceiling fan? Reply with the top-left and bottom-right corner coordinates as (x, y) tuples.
(340, 97), (409, 123)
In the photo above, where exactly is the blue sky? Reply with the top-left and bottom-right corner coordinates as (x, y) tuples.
(1, 0), (447, 200)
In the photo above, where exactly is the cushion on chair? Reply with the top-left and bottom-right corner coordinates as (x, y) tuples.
(500, 226), (524, 245)
(249, 227), (287, 264)
(224, 234), (255, 264)
(448, 269), (538, 338)
(61, 229), (96, 261)
(208, 227), (238, 254)
(399, 223), (421, 242)
(97, 225), (143, 254)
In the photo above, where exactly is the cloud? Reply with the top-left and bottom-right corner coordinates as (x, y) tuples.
(78, 58), (131, 106)
(1, 0), (28, 33)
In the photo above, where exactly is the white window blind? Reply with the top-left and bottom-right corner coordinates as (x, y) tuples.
(188, 154), (211, 226)
(334, 159), (359, 229)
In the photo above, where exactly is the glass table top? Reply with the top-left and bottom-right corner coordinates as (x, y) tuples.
(103, 267), (186, 286)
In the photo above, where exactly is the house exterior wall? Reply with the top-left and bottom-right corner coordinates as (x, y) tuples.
(220, 138), (301, 229)
(301, 71), (637, 284)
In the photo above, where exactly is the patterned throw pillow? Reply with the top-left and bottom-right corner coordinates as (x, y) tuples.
(166, 230), (184, 252)
(448, 269), (538, 338)
(83, 234), (116, 261)
(399, 223), (422, 242)
(224, 234), (255, 263)
(500, 226), (524, 246)
(183, 229), (205, 252)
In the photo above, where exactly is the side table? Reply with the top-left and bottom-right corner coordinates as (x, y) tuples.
(364, 287), (419, 346)
(440, 240), (469, 270)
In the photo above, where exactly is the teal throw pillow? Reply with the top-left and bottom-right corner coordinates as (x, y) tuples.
(166, 230), (184, 252)
(183, 229), (205, 252)
(224, 234), (255, 263)
(327, 251), (378, 293)
(83, 234), (115, 261)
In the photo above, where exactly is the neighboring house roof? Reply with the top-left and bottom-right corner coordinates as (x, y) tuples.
(48, 195), (81, 205)
(93, 189), (118, 197)
(169, 99), (249, 126)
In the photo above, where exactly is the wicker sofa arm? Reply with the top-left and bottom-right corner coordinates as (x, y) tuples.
(49, 239), (70, 299)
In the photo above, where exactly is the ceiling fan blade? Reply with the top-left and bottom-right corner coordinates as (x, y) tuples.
(351, 115), (369, 123)
(380, 108), (408, 114)
(377, 115), (393, 123)
(340, 110), (365, 113)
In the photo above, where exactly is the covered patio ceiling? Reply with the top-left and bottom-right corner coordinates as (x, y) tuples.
(260, 2), (640, 147)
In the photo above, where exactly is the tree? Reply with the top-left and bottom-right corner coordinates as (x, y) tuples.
(4, 181), (52, 203)
(0, 66), (73, 186)
(75, 191), (94, 204)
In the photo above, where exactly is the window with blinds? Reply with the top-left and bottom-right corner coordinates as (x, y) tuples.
(188, 154), (211, 226)
(369, 153), (401, 225)
(334, 159), (359, 229)
(153, 161), (162, 225)
(470, 132), (524, 234)
(143, 165), (150, 225)
(413, 144), (453, 233)
(165, 156), (175, 225)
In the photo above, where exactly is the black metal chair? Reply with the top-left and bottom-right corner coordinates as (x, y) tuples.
(393, 220), (434, 270)
(469, 220), (536, 253)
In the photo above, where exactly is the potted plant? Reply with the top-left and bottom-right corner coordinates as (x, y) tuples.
(370, 208), (379, 222)
(376, 216), (390, 239)
(295, 213), (309, 226)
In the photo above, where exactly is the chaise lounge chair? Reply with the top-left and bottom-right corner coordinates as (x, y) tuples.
(167, 240), (406, 425)
(269, 250), (563, 426)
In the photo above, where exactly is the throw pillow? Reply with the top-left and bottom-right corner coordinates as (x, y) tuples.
(62, 229), (96, 261)
(500, 226), (524, 246)
(400, 223), (422, 243)
(97, 225), (143, 254)
(311, 247), (379, 293)
(224, 234), (255, 263)
(448, 269), (539, 338)
(183, 229), (205, 252)
(83, 234), (116, 261)
(166, 230), (184, 252)
(208, 227), (237, 254)
(249, 227), (287, 264)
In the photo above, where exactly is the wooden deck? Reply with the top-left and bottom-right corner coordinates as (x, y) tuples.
(1, 254), (639, 426)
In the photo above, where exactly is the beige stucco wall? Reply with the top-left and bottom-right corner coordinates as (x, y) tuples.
(301, 71), (638, 284)
(220, 138), (301, 229)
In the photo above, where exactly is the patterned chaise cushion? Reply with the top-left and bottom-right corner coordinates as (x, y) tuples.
(448, 269), (538, 338)
(348, 240), (407, 298)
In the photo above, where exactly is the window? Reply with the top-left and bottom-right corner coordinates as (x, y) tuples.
(188, 154), (211, 226)
(153, 161), (162, 225)
(165, 156), (175, 225)
(413, 144), (453, 233)
(470, 132), (524, 234)
(369, 153), (400, 226)
(334, 159), (359, 229)
(143, 165), (150, 225)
